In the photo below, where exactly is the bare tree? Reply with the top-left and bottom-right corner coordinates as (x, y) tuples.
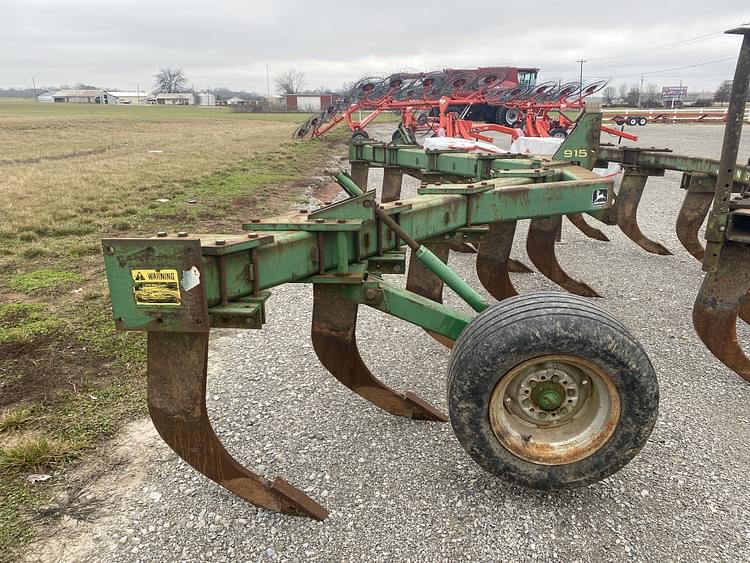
(714, 81), (732, 106)
(645, 84), (658, 102)
(154, 67), (188, 93)
(275, 70), (306, 95)
(617, 83), (628, 103)
(625, 83), (640, 106)
(602, 86), (616, 105)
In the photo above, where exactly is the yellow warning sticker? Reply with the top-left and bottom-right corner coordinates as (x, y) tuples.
(131, 269), (181, 306)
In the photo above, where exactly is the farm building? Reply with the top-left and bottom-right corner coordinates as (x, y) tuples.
(108, 91), (149, 104)
(226, 96), (245, 106)
(153, 92), (195, 105)
(196, 92), (216, 106)
(36, 90), (55, 103)
(51, 89), (119, 104)
(286, 94), (340, 112)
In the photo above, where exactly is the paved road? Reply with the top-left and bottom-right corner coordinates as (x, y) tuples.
(26, 124), (750, 562)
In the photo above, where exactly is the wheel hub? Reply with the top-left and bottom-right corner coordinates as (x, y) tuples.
(489, 355), (621, 465)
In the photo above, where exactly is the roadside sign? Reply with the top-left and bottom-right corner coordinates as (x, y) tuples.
(662, 86), (688, 98)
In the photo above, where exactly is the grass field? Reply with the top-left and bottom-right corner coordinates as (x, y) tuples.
(0, 99), (350, 558)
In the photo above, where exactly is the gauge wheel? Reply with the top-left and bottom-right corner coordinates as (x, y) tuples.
(447, 292), (658, 489)
(351, 130), (369, 141)
(548, 128), (568, 139)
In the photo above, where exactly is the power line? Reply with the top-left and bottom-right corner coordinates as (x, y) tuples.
(590, 56), (737, 80)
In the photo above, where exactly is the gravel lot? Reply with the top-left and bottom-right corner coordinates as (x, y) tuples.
(26, 124), (750, 563)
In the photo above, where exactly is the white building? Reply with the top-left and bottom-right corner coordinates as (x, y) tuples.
(196, 92), (216, 106)
(36, 90), (55, 103)
(108, 91), (149, 104)
(51, 89), (119, 104)
(153, 92), (195, 105)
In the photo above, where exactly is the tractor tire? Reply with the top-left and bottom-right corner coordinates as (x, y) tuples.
(447, 292), (658, 490)
(626, 116), (638, 126)
(496, 107), (522, 126)
(638, 117), (648, 126)
(548, 128), (568, 139)
(351, 130), (369, 141)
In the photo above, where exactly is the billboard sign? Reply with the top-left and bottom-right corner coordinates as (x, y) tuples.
(662, 86), (688, 98)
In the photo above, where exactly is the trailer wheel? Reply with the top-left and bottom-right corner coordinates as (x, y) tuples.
(447, 292), (658, 489)
(351, 130), (369, 141)
(626, 116), (638, 126)
(548, 128), (568, 139)
(638, 117), (648, 126)
(613, 117), (626, 126)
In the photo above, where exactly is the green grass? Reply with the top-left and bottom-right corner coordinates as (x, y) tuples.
(8, 270), (84, 293)
(0, 304), (63, 344)
(0, 437), (84, 474)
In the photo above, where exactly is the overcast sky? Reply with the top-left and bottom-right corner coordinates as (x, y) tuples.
(1, 1), (748, 93)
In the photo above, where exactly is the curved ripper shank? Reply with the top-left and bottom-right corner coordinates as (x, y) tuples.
(527, 215), (602, 298)
(147, 332), (329, 520)
(311, 284), (448, 421)
(567, 213), (610, 242)
(617, 169), (672, 255)
(676, 190), (713, 261)
(476, 221), (521, 300)
(693, 242), (750, 381)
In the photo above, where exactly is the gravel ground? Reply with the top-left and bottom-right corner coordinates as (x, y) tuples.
(26, 124), (750, 563)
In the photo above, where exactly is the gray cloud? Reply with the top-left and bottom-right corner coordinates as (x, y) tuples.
(1, 0), (748, 92)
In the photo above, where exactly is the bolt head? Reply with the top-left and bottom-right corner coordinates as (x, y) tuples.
(215, 239), (226, 246)
(177, 231), (188, 237)
(157, 231), (167, 237)
(337, 219), (347, 223)
(247, 233), (258, 239)
(316, 218), (325, 223)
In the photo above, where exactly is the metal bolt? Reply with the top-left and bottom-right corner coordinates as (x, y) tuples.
(299, 208), (308, 214)
(364, 288), (378, 301)
(177, 231), (188, 237)
(247, 233), (258, 239)
(106, 246), (115, 255)
(337, 219), (347, 223)
(582, 380), (588, 385)
(215, 239), (226, 246)
(251, 218), (260, 223)
(505, 397), (512, 403)
(157, 231), (167, 237)
(323, 200), (332, 205)
(315, 218), (325, 223)
(719, 225), (726, 232)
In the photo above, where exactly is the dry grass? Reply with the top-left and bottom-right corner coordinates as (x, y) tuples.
(0, 99), (347, 556)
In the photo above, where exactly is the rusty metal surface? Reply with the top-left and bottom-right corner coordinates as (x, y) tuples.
(507, 258), (533, 273)
(381, 167), (403, 203)
(311, 284), (448, 420)
(527, 216), (602, 298)
(566, 213), (610, 242)
(476, 221), (520, 301)
(616, 169), (673, 255)
(405, 242), (455, 348)
(693, 241), (750, 381)
(146, 332), (329, 520)
(676, 190), (713, 261)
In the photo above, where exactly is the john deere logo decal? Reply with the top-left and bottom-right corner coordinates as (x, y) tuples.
(592, 188), (608, 206)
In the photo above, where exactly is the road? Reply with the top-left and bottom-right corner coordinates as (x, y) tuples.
(24, 123), (750, 563)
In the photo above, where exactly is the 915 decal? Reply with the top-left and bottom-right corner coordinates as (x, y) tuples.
(562, 148), (590, 159)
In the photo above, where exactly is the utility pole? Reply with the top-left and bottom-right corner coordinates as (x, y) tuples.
(266, 64), (270, 96)
(638, 74), (644, 107)
(577, 59), (586, 87)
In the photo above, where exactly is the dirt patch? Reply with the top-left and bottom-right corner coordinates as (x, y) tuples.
(20, 419), (159, 563)
(0, 339), (119, 409)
